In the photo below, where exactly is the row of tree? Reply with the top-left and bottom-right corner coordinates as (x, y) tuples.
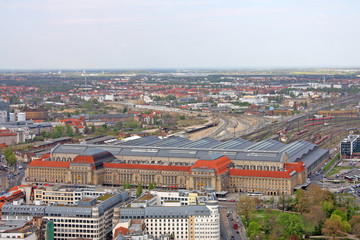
(122, 182), (158, 198)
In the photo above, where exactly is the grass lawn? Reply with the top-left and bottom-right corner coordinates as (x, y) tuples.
(250, 209), (298, 223)
(326, 166), (357, 177)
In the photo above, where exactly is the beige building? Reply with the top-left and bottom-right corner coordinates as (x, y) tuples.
(27, 150), (307, 195)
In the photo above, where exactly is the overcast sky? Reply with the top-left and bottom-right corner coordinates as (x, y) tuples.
(1, 0), (359, 69)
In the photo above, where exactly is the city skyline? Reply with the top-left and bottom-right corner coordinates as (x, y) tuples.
(1, 0), (359, 69)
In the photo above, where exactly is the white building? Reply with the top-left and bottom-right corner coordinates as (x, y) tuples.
(116, 201), (220, 240)
(1, 191), (129, 240)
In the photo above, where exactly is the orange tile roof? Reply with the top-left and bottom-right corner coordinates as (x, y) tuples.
(191, 155), (232, 175)
(72, 155), (95, 169)
(0, 202), (5, 217)
(284, 161), (306, 172)
(104, 163), (191, 172)
(113, 226), (128, 239)
(9, 186), (18, 192)
(40, 153), (51, 160)
(229, 169), (293, 178)
(28, 160), (70, 168)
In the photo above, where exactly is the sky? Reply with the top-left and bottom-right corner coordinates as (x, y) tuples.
(0, 0), (359, 69)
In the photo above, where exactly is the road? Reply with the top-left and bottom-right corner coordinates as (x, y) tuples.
(219, 202), (248, 240)
(8, 162), (27, 190)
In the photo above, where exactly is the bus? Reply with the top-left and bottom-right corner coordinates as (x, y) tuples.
(247, 192), (263, 196)
(233, 223), (238, 229)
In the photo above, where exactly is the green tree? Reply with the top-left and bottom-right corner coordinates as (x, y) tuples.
(331, 209), (347, 222)
(4, 148), (17, 166)
(136, 183), (142, 198)
(153, 182), (157, 188)
(148, 182), (154, 190)
(90, 124), (96, 133)
(123, 107), (128, 113)
(321, 199), (334, 218)
(247, 221), (262, 238)
(322, 214), (350, 239)
(276, 213), (304, 239)
(126, 183), (131, 189)
(65, 124), (74, 137)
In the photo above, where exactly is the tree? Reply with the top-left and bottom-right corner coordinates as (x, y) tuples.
(148, 182), (154, 190)
(262, 212), (277, 235)
(123, 107), (128, 113)
(269, 196), (275, 208)
(331, 209), (347, 222)
(125, 183), (131, 189)
(7, 153), (17, 166)
(322, 200), (335, 218)
(276, 213), (304, 239)
(247, 221), (262, 238)
(115, 121), (123, 130)
(153, 182), (157, 188)
(236, 195), (257, 227)
(136, 183), (142, 198)
(322, 214), (347, 239)
(306, 206), (326, 235)
(349, 215), (360, 237)
(91, 124), (96, 133)
(65, 124), (74, 137)
(4, 147), (16, 166)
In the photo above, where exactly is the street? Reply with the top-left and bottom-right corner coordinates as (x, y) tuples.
(219, 201), (248, 240)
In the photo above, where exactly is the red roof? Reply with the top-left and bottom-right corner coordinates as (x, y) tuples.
(28, 160), (70, 168)
(113, 226), (128, 239)
(104, 163), (191, 172)
(229, 169), (293, 178)
(191, 155), (232, 175)
(72, 155), (96, 169)
(0, 202), (5, 217)
(284, 161), (306, 172)
(0, 133), (17, 136)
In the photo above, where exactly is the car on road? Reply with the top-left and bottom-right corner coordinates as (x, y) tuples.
(228, 199), (235, 202)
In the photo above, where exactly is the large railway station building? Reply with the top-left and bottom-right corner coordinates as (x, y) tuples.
(27, 136), (329, 195)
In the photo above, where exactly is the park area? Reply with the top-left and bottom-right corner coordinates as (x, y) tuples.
(237, 185), (360, 240)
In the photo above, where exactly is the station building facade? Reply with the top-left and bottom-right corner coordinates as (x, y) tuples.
(27, 147), (307, 195)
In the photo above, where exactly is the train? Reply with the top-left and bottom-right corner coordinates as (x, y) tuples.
(305, 117), (332, 121)
(315, 135), (328, 144)
(297, 129), (308, 135)
(277, 127), (287, 134)
(304, 122), (324, 127)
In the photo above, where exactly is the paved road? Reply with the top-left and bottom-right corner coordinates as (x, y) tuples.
(219, 202), (248, 240)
